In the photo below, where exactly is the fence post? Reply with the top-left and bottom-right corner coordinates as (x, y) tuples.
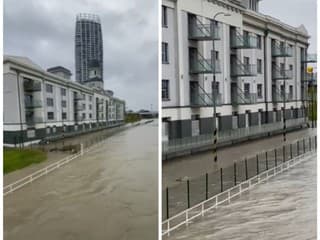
(297, 141), (300, 155)
(166, 187), (169, 219)
(303, 139), (306, 153)
(315, 135), (317, 149)
(283, 145), (286, 162)
(206, 173), (208, 200)
(256, 155), (259, 175)
(290, 143), (293, 159)
(187, 180), (190, 209)
(81, 143), (84, 156)
(266, 151), (268, 170)
(245, 159), (248, 180)
(309, 137), (312, 151)
(275, 148), (277, 166)
(220, 168), (223, 192)
(234, 162), (237, 186)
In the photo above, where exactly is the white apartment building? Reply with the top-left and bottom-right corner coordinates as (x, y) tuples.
(162, 0), (314, 155)
(4, 55), (125, 146)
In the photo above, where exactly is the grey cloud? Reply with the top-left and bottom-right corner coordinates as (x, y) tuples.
(4, 0), (158, 111)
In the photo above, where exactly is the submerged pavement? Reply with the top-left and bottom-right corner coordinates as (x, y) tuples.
(165, 153), (316, 240)
(4, 120), (158, 240)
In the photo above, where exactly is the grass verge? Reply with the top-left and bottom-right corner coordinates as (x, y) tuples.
(4, 148), (47, 174)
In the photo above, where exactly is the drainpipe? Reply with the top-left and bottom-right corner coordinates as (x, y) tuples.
(263, 29), (269, 124)
(16, 70), (24, 148)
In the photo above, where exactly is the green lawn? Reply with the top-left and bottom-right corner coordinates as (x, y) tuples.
(4, 148), (47, 174)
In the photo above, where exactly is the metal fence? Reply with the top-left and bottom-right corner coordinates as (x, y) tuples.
(162, 135), (317, 222)
(162, 118), (306, 155)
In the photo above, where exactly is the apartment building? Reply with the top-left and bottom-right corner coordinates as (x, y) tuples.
(162, 0), (314, 153)
(4, 55), (125, 146)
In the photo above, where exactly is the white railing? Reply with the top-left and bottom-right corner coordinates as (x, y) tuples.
(162, 150), (316, 236)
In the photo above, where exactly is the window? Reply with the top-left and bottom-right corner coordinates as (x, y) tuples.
(162, 42), (169, 64)
(82, 113), (86, 120)
(89, 96), (92, 101)
(280, 85), (285, 97)
(162, 6), (168, 27)
(244, 83), (250, 98)
(46, 84), (53, 93)
(61, 88), (66, 96)
(162, 79), (169, 100)
(89, 104), (92, 110)
(47, 98), (54, 107)
(47, 112), (54, 120)
(244, 57), (250, 65)
(62, 112), (67, 120)
(289, 64), (293, 71)
(89, 113), (92, 119)
(257, 35), (261, 49)
(257, 59), (262, 73)
(289, 85), (293, 99)
(61, 100), (67, 108)
(257, 84), (263, 98)
(82, 103), (86, 110)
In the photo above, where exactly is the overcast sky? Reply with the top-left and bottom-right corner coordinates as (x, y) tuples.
(260, 0), (317, 54)
(4, 0), (158, 112)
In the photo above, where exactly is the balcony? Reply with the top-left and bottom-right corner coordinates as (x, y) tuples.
(301, 54), (317, 63)
(272, 66), (293, 80)
(190, 54), (221, 74)
(25, 99), (43, 109)
(272, 42), (293, 57)
(23, 81), (42, 92)
(272, 93), (293, 102)
(26, 116), (43, 126)
(231, 93), (257, 105)
(97, 106), (104, 112)
(97, 99), (104, 105)
(190, 92), (222, 106)
(189, 18), (221, 41)
(230, 31), (258, 49)
(231, 61), (257, 77)
(74, 94), (85, 101)
(74, 104), (85, 111)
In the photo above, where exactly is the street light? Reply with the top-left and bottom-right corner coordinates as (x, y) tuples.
(212, 12), (230, 163)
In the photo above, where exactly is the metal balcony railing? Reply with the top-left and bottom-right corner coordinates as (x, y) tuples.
(231, 61), (257, 77)
(272, 66), (293, 80)
(190, 54), (221, 74)
(74, 94), (85, 101)
(26, 116), (43, 125)
(190, 92), (222, 106)
(25, 99), (43, 108)
(232, 93), (257, 105)
(272, 92), (292, 102)
(272, 42), (293, 57)
(74, 104), (85, 111)
(301, 54), (317, 63)
(23, 81), (42, 92)
(230, 31), (258, 49)
(189, 18), (221, 41)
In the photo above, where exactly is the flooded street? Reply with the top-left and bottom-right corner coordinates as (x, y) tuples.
(163, 128), (316, 188)
(4, 120), (158, 240)
(166, 153), (316, 240)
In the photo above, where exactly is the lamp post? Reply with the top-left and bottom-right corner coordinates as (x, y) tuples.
(212, 12), (230, 163)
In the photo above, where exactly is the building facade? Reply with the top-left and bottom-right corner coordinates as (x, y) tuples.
(75, 13), (104, 88)
(162, 0), (314, 155)
(4, 56), (125, 146)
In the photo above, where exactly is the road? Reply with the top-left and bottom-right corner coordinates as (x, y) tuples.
(4, 120), (158, 240)
(165, 153), (316, 240)
(163, 128), (316, 188)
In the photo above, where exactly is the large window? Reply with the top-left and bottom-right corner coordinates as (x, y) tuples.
(47, 98), (54, 107)
(257, 59), (262, 74)
(257, 34), (262, 49)
(61, 100), (67, 108)
(162, 6), (168, 27)
(46, 84), (53, 93)
(162, 79), (170, 100)
(289, 85), (293, 99)
(47, 112), (54, 120)
(61, 88), (66, 96)
(62, 112), (67, 120)
(162, 42), (169, 64)
(257, 84), (263, 98)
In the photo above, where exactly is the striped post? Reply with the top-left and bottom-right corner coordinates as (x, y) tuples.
(213, 128), (218, 162)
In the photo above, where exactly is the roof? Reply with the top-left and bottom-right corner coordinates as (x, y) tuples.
(4, 55), (43, 72)
(47, 66), (72, 75)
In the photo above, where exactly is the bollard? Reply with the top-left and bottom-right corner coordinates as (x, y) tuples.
(303, 139), (306, 153)
(275, 149), (277, 166)
(266, 151), (268, 170)
(166, 187), (169, 219)
(234, 162), (237, 186)
(256, 155), (259, 175)
(245, 159), (248, 180)
(297, 141), (300, 155)
(206, 173), (208, 200)
(187, 180), (190, 208)
(309, 137), (312, 151)
(81, 143), (84, 156)
(283, 145), (286, 162)
(220, 168), (223, 192)
(290, 143), (293, 159)
(315, 135), (317, 149)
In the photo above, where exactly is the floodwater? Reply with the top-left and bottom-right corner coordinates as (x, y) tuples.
(163, 128), (316, 188)
(4, 120), (158, 240)
(165, 153), (316, 240)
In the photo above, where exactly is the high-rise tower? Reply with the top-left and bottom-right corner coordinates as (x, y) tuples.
(75, 13), (103, 88)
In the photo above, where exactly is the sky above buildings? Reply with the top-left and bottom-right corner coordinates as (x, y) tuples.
(260, 0), (317, 54)
(4, 0), (158, 112)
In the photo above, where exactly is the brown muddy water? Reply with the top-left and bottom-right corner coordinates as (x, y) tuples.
(4, 120), (158, 240)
